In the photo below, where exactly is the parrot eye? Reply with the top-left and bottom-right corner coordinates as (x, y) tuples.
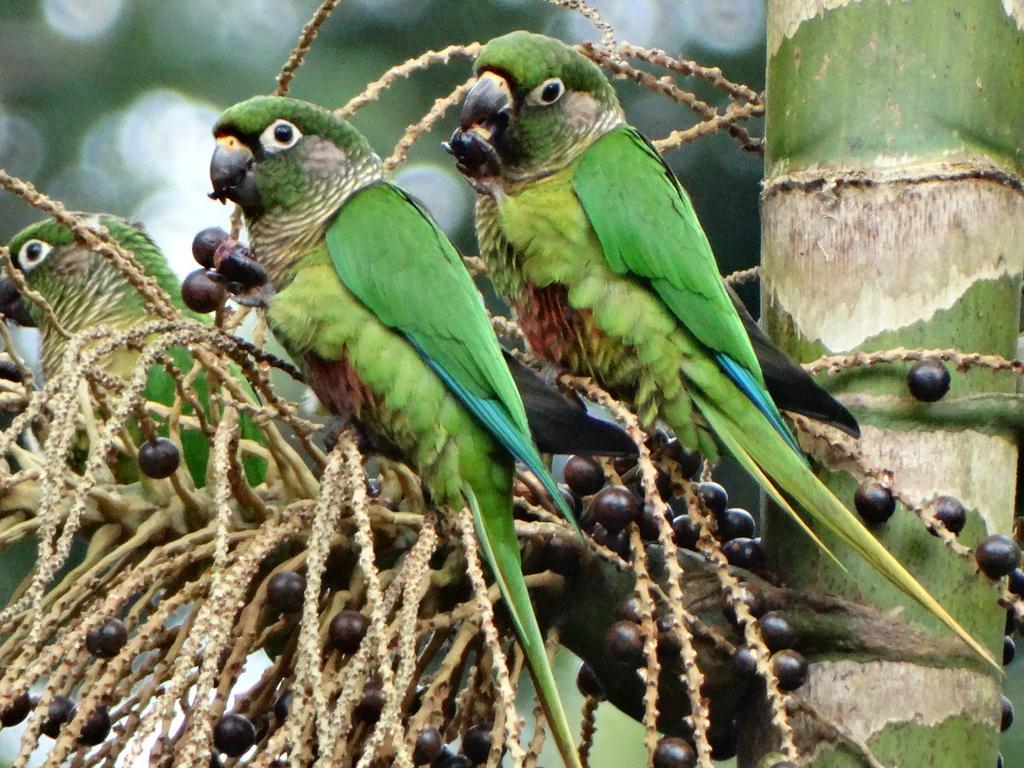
(261, 119), (302, 152)
(528, 78), (566, 106)
(16, 239), (52, 271)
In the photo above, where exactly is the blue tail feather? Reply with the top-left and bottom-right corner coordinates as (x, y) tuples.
(715, 352), (804, 458)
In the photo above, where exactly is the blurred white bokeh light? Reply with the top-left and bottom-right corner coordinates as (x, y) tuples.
(153, 0), (302, 65)
(392, 164), (471, 237)
(43, 0), (124, 41)
(117, 92), (231, 278)
(0, 110), (44, 180)
(544, 0), (765, 55)
(65, 90), (230, 278)
(680, 0), (765, 54)
(347, 0), (428, 23)
(551, 0), (661, 46)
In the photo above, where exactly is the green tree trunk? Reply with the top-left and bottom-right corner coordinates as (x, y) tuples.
(756, 1), (1024, 765)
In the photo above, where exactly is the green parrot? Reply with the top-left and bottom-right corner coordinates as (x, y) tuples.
(1, 215), (264, 488)
(445, 31), (992, 665)
(208, 95), (632, 767)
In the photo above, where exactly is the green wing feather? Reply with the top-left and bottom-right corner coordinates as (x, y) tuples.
(573, 126), (993, 667)
(572, 126), (801, 452)
(326, 182), (583, 766)
(573, 126), (763, 384)
(324, 182), (577, 529)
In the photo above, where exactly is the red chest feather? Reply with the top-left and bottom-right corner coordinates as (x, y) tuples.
(517, 282), (589, 365)
(305, 352), (375, 421)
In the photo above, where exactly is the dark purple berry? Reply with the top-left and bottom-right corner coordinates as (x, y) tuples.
(192, 227), (229, 269)
(137, 437), (180, 479)
(637, 505), (661, 540)
(1010, 569), (1024, 597)
(592, 523), (630, 558)
(608, 528), (632, 559)
(274, 690), (292, 723)
(733, 647), (758, 678)
(654, 469), (673, 500)
(716, 508), (756, 541)
(759, 611), (797, 652)
(354, 684), (384, 724)
(1005, 636), (1016, 666)
(77, 706), (111, 745)
(1, 692), (32, 727)
(696, 482), (728, 515)
(656, 616), (681, 660)
(40, 695), (76, 738)
(181, 269), (226, 314)
(1002, 696), (1014, 731)
(723, 589), (764, 627)
(591, 486), (640, 533)
(907, 359), (951, 402)
(659, 437), (702, 479)
(722, 537), (764, 570)
(854, 483), (895, 524)
(563, 455), (605, 496)
(429, 746), (456, 767)
(576, 662), (604, 698)
(86, 618), (128, 659)
(542, 536), (580, 576)
(652, 736), (696, 768)
(0, 360), (23, 382)
(461, 723), (492, 764)
(976, 535), (1022, 579)
(671, 515), (700, 549)
(213, 713), (256, 756)
(772, 650), (809, 691)
(413, 726), (443, 764)
(612, 454), (637, 477)
(605, 620), (645, 667)
(932, 496), (966, 535)
(615, 595), (643, 623)
(709, 721), (737, 760)
(329, 610), (369, 653)
(267, 571), (306, 614)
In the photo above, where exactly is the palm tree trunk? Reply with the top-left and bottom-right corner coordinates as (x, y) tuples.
(756, 1), (1024, 765)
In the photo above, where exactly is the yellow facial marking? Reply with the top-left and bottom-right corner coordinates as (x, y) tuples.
(216, 134), (251, 154)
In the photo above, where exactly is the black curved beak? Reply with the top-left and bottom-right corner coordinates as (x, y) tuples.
(209, 136), (261, 214)
(458, 72), (512, 140)
(0, 278), (36, 327)
(446, 72), (513, 180)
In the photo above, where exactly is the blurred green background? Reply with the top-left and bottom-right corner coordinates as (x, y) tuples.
(0, 0), (1017, 765)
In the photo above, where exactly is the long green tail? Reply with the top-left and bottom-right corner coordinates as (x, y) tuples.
(690, 390), (998, 670)
(465, 485), (582, 768)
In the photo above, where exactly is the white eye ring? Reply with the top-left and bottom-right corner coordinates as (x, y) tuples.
(17, 239), (52, 271)
(527, 77), (566, 106)
(260, 119), (302, 152)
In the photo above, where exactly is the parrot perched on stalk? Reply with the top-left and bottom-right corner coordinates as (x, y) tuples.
(208, 95), (633, 768)
(445, 31), (992, 665)
(1, 215), (265, 488)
